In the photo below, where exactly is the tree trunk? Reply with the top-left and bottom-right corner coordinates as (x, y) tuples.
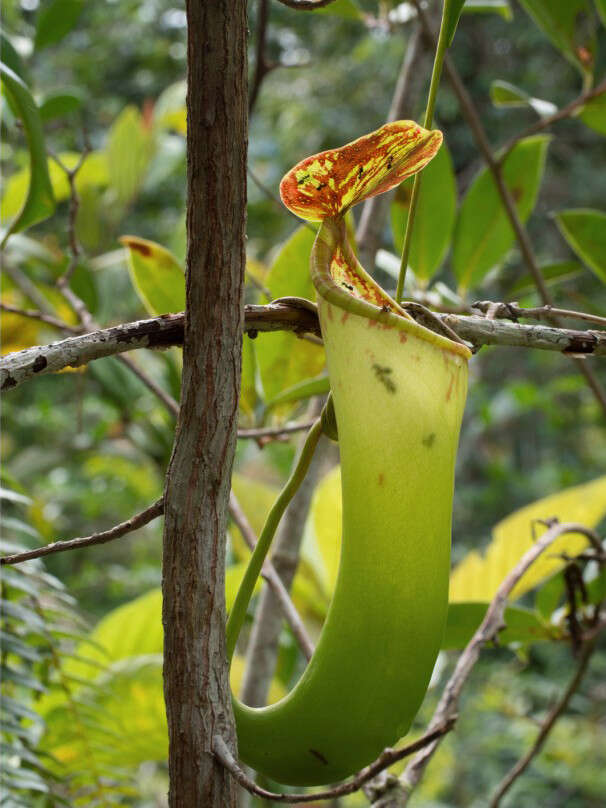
(161, 3), (247, 806)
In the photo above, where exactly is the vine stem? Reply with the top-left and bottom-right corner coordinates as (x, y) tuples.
(225, 416), (324, 660)
(396, 1), (449, 303)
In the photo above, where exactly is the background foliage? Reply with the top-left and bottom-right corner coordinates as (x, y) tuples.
(1, 1), (605, 806)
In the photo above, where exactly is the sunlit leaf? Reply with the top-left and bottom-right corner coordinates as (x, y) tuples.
(153, 80), (186, 135)
(490, 80), (557, 117)
(518, 0), (596, 80)
(595, 0), (606, 26)
(306, 465), (341, 596)
(255, 226), (325, 402)
(449, 476), (606, 603)
(35, 0), (84, 50)
(0, 63), (55, 242)
(280, 121), (442, 221)
(106, 106), (155, 205)
(230, 473), (279, 548)
(463, 0), (512, 19)
(119, 235), (186, 314)
(391, 140), (457, 285)
(1, 151), (108, 221)
(554, 209), (606, 283)
(442, 602), (555, 650)
(452, 135), (550, 291)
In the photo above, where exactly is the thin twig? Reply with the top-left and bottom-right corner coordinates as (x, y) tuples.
(249, 0), (272, 114)
(471, 301), (606, 329)
(0, 302), (82, 333)
(213, 718), (456, 803)
(497, 77), (606, 165)
(489, 637), (599, 807)
(229, 492), (314, 661)
(0, 499), (164, 565)
(116, 354), (180, 417)
(392, 522), (602, 805)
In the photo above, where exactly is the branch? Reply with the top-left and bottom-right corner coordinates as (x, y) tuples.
(471, 300), (606, 329)
(0, 498), (164, 565)
(390, 522), (602, 806)
(3, 304), (605, 391)
(0, 302), (82, 333)
(497, 77), (606, 165)
(489, 636), (599, 807)
(236, 419), (317, 440)
(213, 718), (456, 803)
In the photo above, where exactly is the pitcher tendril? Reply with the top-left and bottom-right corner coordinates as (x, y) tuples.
(229, 121), (471, 786)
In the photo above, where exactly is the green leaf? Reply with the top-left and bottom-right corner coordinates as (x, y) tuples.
(443, 0), (467, 46)
(554, 209), (606, 283)
(595, 0), (606, 25)
(240, 337), (258, 419)
(579, 91), (606, 135)
(449, 476), (606, 603)
(442, 603), (554, 650)
(106, 106), (155, 205)
(0, 63), (55, 243)
(452, 135), (550, 291)
(0, 33), (29, 84)
(255, 227), (325, 402)
(463, 0), (512, 19)
(35, 0), (84, 50)
(39, 89), (83, 122)
(509, 260), (584, 295)
(266, 374), (330, 410)
(490, 80), (557, 117)
(120, 235), (186, 314)
(306, 465), (342, 596)
(316, 0), (361, 19)
(518, 0), (596, 80)
(391, 141), (457, 286)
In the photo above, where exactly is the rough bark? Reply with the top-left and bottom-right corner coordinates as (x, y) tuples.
(161, 3), (247, 806)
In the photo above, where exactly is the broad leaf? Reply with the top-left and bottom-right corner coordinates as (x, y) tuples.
(39, 89), (83, 122)
(554, 209), (606, 283)
(579, 92), (606, 135)
(391, 140), (457, 286)
(443, 0), (467, 45)
(120, 235), (186, 314)
(266, 374), (330, 410)
(442, 603), (555, 650)
(449, 476), (606, 603)
(316, 0), (362, 19)
(35, 0), (84, 50)
(0, 33), (29, 84)
(452, 135), (550, 291)
(255, 226), (325, 402)
(595, 0), (606, 25)
(0, 63), (55, 242)
(280, 121), (442, 221)
(463, 0), (512, 19)
(518, 0), (596, 81)
(1, 150), (108, 221)
(509, 260), (584, 295)
(490, 80), (557, 118)
(106, 106), (155, 205)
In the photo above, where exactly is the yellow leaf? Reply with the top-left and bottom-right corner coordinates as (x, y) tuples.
(449, 476), (606, 602)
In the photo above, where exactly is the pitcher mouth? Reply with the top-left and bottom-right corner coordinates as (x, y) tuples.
(312, 217), (472, 362)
